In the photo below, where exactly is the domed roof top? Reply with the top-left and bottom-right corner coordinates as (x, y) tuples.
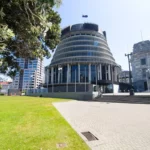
(50, 23), (117, 66)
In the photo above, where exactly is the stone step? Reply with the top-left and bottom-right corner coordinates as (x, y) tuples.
(94, 95), (150, 104)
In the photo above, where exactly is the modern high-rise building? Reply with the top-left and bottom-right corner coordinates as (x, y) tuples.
(45, 23), (121, 95)
(11, 58), (44, 90)
(131, 40), (150, 91)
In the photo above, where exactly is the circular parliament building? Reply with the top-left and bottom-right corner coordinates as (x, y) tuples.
(45, 23), (121, 95)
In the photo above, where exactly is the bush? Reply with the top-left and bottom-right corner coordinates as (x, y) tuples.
(0, 93), (5, 96)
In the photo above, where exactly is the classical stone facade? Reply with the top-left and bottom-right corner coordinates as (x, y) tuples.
(131, 40), (150, 91)
(45, 23), (121, 93)
(118, 71), (131, 84)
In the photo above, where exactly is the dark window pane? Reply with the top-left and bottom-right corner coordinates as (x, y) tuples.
(141, 58), (146, 65)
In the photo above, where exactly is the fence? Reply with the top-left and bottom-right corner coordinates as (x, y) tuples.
(26, 88), (48, 95)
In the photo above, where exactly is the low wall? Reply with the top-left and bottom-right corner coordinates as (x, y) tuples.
(27, 92), (98, 100)
(8, 89), (21, 96)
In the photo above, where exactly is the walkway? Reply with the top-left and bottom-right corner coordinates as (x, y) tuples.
(54, 101), (150, 150)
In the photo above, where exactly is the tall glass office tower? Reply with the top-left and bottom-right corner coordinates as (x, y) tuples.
(11, 58), (43, 90)
(45, 23), (121, 93)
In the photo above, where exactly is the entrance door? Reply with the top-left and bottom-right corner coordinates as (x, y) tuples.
(144, 81), (148, 91)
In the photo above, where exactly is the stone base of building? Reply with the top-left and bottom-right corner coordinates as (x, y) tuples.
(44, 83), (119, 93)
(27, 83), (119, 100)
(133, 80), (149, 92)
(27, 92), (99, 100)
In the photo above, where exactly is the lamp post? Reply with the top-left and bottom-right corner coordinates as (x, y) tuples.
(125, 52), (133, 95)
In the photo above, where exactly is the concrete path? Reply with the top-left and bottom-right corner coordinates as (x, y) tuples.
(53, 101), (150, 150)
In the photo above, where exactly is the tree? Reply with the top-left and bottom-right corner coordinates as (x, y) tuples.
(0, 0), (61, 77)
(0, 84), (2, 93)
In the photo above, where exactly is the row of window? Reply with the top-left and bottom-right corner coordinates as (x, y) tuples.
(54, 47), (112, 58)
(55, 46), (110, 56)
(17, 59), (38, 63)
(59, 36), (107, 47)
(51, 57), (115, 66)
(57, 41), (106, 50)
(24, 70), (35, 73)
(54, 52), (113, 60)
(62, 32), (105, 41)
(48, 64), (114, 84)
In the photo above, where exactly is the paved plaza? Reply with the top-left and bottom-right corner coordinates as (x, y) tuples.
(54, 101), (150, 150)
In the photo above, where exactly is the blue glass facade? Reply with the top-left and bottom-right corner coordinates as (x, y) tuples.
(80, 65), (88, 82)
(12, 58), (43, 90)
(91, 65), (96, 82)
(62, 66), (67, 83)
(71, 65), (78, 82)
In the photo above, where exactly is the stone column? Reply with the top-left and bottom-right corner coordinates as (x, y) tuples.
(105, 65), (107, 80)
(69, 64), (71, 82)
(108, 65), (111, 80)
(51, 67), (54, 84)
(78, 63), (80, 83)
(112, 66), (114, 82)
(115, 67), (118, 82)
(67, 64), (70, 83)
(89, 63), (91, 83)
(113, 66), (116, 82)
(58, 68), (60, 83)
(61, 68), (63, 83)
(97, 65), (100, 80)
(100, 64), (102, 80)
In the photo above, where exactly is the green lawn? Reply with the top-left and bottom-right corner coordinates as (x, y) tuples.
(0, 96), (89, 150)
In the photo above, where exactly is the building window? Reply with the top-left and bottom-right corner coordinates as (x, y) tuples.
(71, 65), (78, 82)
(80, 65), (88, 82)
(141, 58), (146, 65)
(142, 68), (147, 78)
(62, 66), (67, 83)
(91, 65), (96, 82)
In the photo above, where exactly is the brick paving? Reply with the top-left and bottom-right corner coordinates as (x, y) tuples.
(53, 101), (150, 150)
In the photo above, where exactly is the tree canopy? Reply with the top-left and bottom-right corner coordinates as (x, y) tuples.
(0, 0), (61, 76)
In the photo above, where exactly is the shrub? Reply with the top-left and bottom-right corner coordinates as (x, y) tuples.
(0, 93), (5, 96)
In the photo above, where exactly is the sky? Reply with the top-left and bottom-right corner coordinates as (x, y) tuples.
(44, 0), (150, 70)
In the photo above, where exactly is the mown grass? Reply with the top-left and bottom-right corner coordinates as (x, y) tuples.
(0, 96), (89, 150)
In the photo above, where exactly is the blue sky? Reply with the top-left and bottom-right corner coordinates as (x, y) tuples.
(44, 0), (150, 70)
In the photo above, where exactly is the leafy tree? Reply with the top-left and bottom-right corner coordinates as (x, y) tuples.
(0, 84), (2, 93)
(0, 0), (61, 77)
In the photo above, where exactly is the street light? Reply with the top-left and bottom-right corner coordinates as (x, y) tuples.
(125, 52), (134, 95)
